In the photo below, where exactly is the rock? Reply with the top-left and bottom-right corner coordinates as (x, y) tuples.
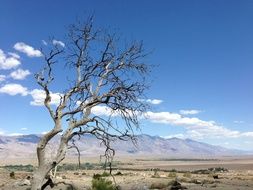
(191, 179), (202, 184)
(213, 174), (219, 179)
(15, 179), (31, 186)
(169, 180), (187, 190)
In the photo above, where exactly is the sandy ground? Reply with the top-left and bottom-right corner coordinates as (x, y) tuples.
(0, 156), (253, 189)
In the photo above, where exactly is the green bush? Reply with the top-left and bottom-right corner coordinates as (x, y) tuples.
(168, 172), (177, 178)
(3, 164), (34, 172)
(93, 172), (110, 179)
(92, 178), (116, 190)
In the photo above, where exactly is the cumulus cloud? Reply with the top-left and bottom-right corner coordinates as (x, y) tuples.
(0, 129), (4, 135)
(180, 109), (202, 115)
(20, 127), (28, 131)
(0, 75), (6, 82)
(145, 110), (253, 139)
(10, 69), (31, 80)
(29, 89), (62, 106)
(0, 83), (28, 96)
(0, 49), (21, 69)
(233, 120), (244, 124)
(163, 133), (185, 139)
(52, 40), (65, 47)
(14, 42), (42, 57)
(86, 105), (253, 139)
(7, 133), (23, 136)
(139, 98), (163, 105)
(8, 52), (20, 59)
(146, 99), (163, 105)
(91, 105), (119, 117)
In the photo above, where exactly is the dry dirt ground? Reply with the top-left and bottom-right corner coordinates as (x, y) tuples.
(0, 156), (253, 190)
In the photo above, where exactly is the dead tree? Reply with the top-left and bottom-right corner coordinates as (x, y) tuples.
(31, 17), (150, 190)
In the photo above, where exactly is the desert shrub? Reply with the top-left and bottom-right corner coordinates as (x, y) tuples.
(151, 168), (160, 178)
(190, 179), (202, 184)
(93, 174), (102, 179)
(58, 162), (97, 171)
(9, 171), (15, 178)
(101, 171), (110, 177)
(208, 167), (228, 172)
(115, 171), (123, 176)
(168, 172), (177, 178)
(183, 172), (191, 178)
(93, 172), (110, 179)
(208, 172), (214, 178)
(92, 178), (116, 190)
(192, 167), (228, 175)
(3, 164), (34, 172)
(179, 177), (190, 183)
(192, 169), (210, 174)
(170, 168), (177, 172)
(150, 182), (167, 189)
(66, 186), (77, 190)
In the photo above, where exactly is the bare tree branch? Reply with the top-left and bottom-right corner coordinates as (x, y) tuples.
(31, 16), (150, 190)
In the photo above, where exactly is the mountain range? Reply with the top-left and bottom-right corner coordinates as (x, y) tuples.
(0, 134), (250, 159)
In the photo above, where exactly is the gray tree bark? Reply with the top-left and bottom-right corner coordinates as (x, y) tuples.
(31, 16), (149, 189)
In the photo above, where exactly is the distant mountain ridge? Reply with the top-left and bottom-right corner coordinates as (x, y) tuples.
(0, 134), (250, 159)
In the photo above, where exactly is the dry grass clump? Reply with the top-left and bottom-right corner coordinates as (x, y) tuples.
(183, 172), (192, 178)
(168, 172), (177, 178)
(150, 182), (168, 189)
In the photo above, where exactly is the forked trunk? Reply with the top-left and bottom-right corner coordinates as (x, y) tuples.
(31, 135), (68, 190)
(31, 165), (51, 190)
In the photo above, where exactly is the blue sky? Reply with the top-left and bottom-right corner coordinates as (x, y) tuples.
(0, 0), (253, 150)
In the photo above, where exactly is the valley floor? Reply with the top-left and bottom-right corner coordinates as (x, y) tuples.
(0, 156), (253, 190)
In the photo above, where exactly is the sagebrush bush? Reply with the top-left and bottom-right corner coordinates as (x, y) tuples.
(92, 178), (116, 190)
(168, 172), (177, 178)
(183, 172), (192, 178)
(9, 171), (15, 179)
(150, 182), (167, 189)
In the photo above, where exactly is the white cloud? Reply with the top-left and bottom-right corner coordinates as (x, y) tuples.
(144, 111), (253, 139)
(241, 132), (253, 137)
(30, 89), (62, 106)
(163, 133), (185, 139)
(8, 52), (20, 59)
(10, 69), (31, 80)
(139, 98), (163, 105)
(0, 83), (28, 96)
(233, 120), (244, 124)
(91, 105), (119, 117)
(14, 42), (42, 57)
(180, 109), (202, 115)
(89, 106), (253, 139)
(0, 49), (21, 69)
(146, 99), (163, 105)
(0, 129), (4, 135)
(20, 127), (28, 131)
(52, 40), (65, 47)
(7, 133), (23, 136)
(0, 75), (6, 82)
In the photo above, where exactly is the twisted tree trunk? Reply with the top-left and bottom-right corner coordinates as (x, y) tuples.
(31, 164), (52, 190)
(31, 129), (69, 190)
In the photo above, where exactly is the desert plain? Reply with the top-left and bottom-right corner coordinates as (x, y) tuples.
(0, 155), (253, 190)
